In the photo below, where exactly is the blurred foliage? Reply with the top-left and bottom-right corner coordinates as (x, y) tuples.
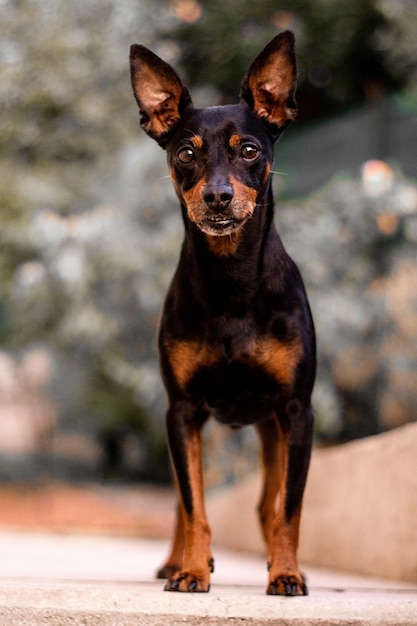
(161, 0), (416, 121)
(0, 0), (416, 482)
(1, 0), (131, 165)
(86, 370), (169, 482)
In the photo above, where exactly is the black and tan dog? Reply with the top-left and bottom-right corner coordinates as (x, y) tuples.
(129, 31), (315, 596)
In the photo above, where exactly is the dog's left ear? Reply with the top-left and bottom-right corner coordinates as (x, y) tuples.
(130, 45), (192, 146)
(240, 31), (297, 140)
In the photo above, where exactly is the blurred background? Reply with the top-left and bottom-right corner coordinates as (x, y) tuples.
(0, 0), (416, 529)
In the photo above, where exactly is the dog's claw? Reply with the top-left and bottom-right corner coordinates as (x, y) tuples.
(287, 582), (297, 595)
(165, 578), (180, 591)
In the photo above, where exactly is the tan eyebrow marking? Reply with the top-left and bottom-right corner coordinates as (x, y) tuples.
(190, 135), (203, 149)
(229, 134), (243, 150)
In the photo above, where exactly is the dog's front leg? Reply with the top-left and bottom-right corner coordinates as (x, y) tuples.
(164, 400), (213, 592)
(266, 404), (314, 596)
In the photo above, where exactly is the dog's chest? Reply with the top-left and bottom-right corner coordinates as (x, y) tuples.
(218, 316), (258, 361)
(164, 316), (303, 398)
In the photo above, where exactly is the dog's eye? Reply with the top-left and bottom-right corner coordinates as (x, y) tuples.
(177, 147), (195, 164)
(241, 144), (259, 161)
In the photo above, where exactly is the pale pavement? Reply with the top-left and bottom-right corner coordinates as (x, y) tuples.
(0, 531), (416, 625)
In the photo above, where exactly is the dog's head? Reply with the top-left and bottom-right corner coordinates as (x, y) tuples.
(130, 32), (297, 240)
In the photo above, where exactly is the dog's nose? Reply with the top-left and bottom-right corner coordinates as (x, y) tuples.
(203, 183), (234, 209)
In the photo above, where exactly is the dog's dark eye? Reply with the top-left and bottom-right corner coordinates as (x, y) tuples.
(241, 144), (259, 161)
(177, 147), (195, 164)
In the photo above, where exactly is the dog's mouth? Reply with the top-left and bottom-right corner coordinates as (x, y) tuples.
(198, 217), (243, 236)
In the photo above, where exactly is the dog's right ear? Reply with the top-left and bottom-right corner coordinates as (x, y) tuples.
(130, 45), (192, 146)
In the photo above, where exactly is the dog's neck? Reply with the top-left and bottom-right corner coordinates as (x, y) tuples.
(177, 187), (288, 314)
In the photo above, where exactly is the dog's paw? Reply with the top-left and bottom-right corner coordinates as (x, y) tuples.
(267, 574), (308, 596)
(164, 570), (211, 593)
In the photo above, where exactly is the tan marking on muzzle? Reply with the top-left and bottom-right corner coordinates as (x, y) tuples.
(182, 178), (207, 224)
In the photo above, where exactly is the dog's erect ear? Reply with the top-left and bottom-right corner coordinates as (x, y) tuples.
(130, 45), (192, 146)
(240, 31), (297, 140)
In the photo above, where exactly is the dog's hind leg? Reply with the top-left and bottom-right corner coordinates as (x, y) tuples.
(156, 501), (185, 579)
(256, 418), (282, 550)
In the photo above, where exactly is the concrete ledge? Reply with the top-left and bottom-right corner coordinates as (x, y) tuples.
(300, 423), (417, 581)
(0, 580), (416, 626)
(0, 532), (415, 625)
(208, 423), (417, 583)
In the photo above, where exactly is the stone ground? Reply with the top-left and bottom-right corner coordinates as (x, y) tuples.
(0, 482), (416, 624)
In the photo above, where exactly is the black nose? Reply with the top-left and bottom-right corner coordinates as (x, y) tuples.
(203, 183), (234, 209)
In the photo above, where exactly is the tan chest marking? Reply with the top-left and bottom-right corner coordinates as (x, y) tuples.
(253, 337), (304, 388)
(166, 340), (220, 389)
(165, 336), (303, 390)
